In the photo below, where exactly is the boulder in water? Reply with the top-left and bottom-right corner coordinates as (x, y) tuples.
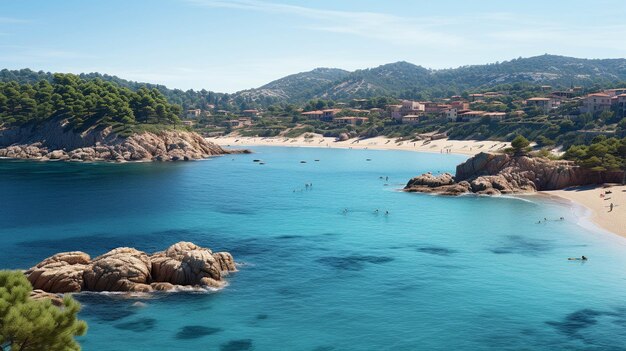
(24, 242), (237, 294)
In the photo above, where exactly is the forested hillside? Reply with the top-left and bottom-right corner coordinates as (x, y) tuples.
(0, 73), (183, 135)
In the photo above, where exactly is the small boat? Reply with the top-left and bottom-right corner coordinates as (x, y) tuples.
(314, 159), (320, 162)
(366, 159), (371, 161)
(259, 162), (265, 165)
(300, 161), (307, 163)
(253, 159), (261, 162)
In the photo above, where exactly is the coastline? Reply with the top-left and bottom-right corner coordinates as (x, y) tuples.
(206, 135), (509, 156)
(542, 185), (626, 238)
(210, 135), (625, 239)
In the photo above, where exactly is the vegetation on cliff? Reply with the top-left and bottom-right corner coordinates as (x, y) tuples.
(564, 136), (626, 172)
(0, 73), (183, 137)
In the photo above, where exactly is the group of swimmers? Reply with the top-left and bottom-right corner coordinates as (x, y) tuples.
(342, 208), (389, 216)
(535, 217), (588, 260)
(536, 217), (565, 224)
(293, 182), (314, 192)
(568, 256), (588, 261)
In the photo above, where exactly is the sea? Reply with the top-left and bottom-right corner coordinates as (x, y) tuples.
(2, 146), (626, 350)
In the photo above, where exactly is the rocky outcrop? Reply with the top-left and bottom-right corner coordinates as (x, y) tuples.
(404, 172), (471, 195)
(405, 152), (624, 195)
(83, 248), (152, 292)
(0, 120), (246, 162)
(151, 242), (235, 289)
(25, 242), (237, 294)
(30, 289), (65, 307)
(26, 252), (91, 293)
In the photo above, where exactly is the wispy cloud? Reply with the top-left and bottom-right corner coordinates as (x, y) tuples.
(184, 0), (463, 46)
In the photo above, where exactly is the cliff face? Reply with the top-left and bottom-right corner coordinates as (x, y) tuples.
(0, 120), (241, 162)
(405, 152), (624, 195)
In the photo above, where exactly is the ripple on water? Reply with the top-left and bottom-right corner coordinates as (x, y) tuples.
(220, 339), (253, 351)
(114, 318), (157, 332)
(416, 246), (458, 256)
(316, 255), (394, 271)
(175, 326), (222, 340)
(74, 294), (139, 322)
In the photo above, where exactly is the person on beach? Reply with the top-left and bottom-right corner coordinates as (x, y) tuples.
(609, 203), (614, 212)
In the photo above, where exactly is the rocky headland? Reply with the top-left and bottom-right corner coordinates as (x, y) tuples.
(405, 152), (624, 195)
(25, 242), (237, 296)
(0, 120), (246, 162)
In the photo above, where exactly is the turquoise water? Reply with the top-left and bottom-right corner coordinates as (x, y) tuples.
(2, 146), (626, 350)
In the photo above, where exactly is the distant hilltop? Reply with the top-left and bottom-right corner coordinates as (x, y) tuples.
(4, 54), (626, 108)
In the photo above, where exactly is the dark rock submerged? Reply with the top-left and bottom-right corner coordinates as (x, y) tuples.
(405, 152), (624, 195)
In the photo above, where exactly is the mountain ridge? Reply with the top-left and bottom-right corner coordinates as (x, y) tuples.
(3, 54), (626, 108)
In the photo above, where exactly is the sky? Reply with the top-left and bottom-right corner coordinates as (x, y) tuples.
(1, 0), (626, 93)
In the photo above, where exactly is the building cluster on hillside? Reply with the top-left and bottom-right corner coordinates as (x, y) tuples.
(184, 85), (626, 132)
(378, 86), (626, 124)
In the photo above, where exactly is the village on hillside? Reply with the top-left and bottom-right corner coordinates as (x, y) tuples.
(182, 85), (626, 144)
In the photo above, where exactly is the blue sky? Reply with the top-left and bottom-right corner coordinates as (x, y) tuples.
(1, 0), (625, 92)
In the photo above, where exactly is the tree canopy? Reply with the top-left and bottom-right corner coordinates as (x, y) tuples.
(564, 136), (626, 172)
(510, 135), (531, 154)
(0, 271), (87, 351)
(0, 74), (182, 134)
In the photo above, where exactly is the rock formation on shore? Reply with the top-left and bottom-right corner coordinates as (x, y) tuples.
(25, 242), (237, 294)
(0, 120), (245, 162)
(405, 152), (624, 195)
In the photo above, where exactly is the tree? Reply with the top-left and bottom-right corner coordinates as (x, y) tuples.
(0, 271), (87, 351)
(510, 135), (530, 154)
(536, 135), (555, 148)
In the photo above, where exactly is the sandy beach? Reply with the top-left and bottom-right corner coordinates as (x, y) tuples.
(207, 135), (510, 156)
(547, 185), (626, 238)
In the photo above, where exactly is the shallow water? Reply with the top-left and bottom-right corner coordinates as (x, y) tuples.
(2, 146), (626, 350)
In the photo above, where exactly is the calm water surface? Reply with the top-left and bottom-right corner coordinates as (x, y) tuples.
(2, 146), (626, 350)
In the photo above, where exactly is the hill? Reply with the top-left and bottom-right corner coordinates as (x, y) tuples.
(235, 54), (626, 103)
(236, 68), (349, 103)
(3, 54), (626, 108)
